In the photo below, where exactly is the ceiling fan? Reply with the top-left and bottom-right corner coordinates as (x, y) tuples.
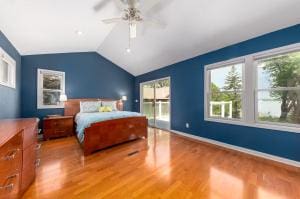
(95, 0), (166, 40)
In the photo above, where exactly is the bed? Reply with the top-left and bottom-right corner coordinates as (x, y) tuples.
(64, 98), (148, 155)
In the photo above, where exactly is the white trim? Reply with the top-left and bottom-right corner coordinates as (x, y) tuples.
(37, 69), (65, 109)
(205, 57), (245, 70)
(205, 61), (245, 122)
(205, 117), (300, 133)
(204, 43), (300, 133)
(252, 43), (300, 60)
(244, 55), (255, 123)
(0, 47), (16, 89)
(256, 87), (300, 91)
(170, 129), (300, 168)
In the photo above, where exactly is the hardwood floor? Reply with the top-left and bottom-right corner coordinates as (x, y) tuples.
(23, 128), (300, 199)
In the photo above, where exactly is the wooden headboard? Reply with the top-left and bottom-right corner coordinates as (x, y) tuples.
(64, 98), (123, 116)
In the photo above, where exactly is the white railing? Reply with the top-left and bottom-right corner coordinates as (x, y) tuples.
(210, 101), (232, 118)
(143, 101), (170, 121)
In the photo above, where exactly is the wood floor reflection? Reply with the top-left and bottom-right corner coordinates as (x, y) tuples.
(23, 128), (300, 199)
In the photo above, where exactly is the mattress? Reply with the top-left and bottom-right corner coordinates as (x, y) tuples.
(75, 111), (142, 143)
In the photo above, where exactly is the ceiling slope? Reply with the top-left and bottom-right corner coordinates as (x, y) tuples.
(0, 0), (299, 75)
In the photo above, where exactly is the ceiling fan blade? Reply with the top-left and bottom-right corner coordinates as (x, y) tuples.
(114, 0), (126, 10)
(94, 0), (125, 12)
(129, 22), (137, 38)
(94, 0), (110, 12)
(139, 0), (161, 13)
(143, 18), (166, 29)
(102, 18), (123, 24)
(126, 0), (138, 8)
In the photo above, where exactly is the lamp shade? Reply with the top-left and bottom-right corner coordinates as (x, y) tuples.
(59, 94), (67, 102)
(121, 95), (127, 101)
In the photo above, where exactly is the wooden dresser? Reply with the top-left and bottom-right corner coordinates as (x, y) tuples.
(0, 118), (39, 199)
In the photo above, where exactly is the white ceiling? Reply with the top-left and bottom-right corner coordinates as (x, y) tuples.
(0, 0), (299, 76)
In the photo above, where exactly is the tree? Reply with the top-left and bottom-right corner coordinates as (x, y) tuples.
(223, 65), (242, 118)
(211, 83), (228, 101)
(156, 79), (170, 88)
(263, 52), (300, 122)
(144, 79), (170, 88)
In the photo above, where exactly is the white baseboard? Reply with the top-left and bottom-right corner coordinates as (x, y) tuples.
(170, 129), (300, 168)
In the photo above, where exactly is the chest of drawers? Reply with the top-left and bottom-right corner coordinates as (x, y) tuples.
(0, 118), (39, 198)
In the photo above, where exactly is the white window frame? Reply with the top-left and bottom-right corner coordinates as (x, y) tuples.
(37, 69), (65, 109)
(0, 47), (16, 89)
(204, 57), (246, 123)
(204, 43), (300, 133)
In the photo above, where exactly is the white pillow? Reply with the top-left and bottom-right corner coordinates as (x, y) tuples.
(80, 101), (101, 113)
(101, 101), (118, 111)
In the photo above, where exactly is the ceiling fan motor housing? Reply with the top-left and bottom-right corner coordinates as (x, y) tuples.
(123, 8), (142, 22)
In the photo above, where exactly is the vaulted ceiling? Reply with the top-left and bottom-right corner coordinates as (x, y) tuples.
(0, 0), (299, 76)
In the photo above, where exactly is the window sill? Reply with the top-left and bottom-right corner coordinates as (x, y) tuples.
(0, 82), (15, 89)
(204, 117), (300, 134)
(37, 105), (65, 109)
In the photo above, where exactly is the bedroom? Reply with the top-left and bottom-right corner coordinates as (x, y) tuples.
(0, 0), (299, 198)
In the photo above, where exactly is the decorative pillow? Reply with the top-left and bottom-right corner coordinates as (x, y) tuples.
(99, 106), (112, 112)
(101, 101), (117, 111)
(80, 101), (101, 113)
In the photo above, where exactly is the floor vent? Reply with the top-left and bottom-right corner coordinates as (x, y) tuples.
(128, 150), (139, 156)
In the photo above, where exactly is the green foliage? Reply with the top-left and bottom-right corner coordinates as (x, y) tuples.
(263, 52), (300, 88)
(223, 66), (242, 118)
(223, 66), (242, 91)
(262, 52), (300, 123)
(144, 79), (170, 88)
(211, 65), (242, 118)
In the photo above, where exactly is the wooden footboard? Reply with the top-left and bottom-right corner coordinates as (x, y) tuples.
(83, 116), (148, 156)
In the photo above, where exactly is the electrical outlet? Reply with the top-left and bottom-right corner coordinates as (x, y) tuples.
(186, 123), (189, 128)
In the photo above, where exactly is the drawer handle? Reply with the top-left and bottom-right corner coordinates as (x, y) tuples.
(36, 143), (42, 150)
(3, 149), (20, 161)
(35, 159), (41, 167)
(7, 173), (19, 180)
(0, 183), (14, 191)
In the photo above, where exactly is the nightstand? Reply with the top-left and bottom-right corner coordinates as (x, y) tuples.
(43, 116), (74, 140)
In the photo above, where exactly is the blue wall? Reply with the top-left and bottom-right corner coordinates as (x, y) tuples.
(0, 31), (21, 119)
(134, 24), (300, 161)
(21, 52), (134, 120)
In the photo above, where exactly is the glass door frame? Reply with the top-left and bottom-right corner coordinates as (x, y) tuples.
(140, 77), (171, 130)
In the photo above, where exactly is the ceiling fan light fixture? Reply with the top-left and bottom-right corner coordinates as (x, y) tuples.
(75, 30), (83, 36)
(129, 22), (137, 38)
(126, 48), (131, 53)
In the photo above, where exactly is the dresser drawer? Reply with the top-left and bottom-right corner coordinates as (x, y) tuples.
(45, 119), (73, 129)
(0, 133), (22, 174)
(23, 125), (38, 149)
(0, 171), (20, 199)
(21, 144), (37, 192)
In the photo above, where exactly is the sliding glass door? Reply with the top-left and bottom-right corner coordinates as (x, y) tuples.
(141, 81), (156, 126)
(141, 77), (170, 129)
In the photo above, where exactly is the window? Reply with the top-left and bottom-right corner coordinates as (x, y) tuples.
(206, 61), (244, 120)
(0, 47), (16, 88)
(255, 50), (300, 127)
(37, 69), (65, 109)
(205, 43), (300, 133)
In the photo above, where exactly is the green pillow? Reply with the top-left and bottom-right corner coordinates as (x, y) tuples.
(99, 106), (112, 112)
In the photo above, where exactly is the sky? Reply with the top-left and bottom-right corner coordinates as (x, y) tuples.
(210, 63), (279, 117)
(210, 63), (271, 90)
